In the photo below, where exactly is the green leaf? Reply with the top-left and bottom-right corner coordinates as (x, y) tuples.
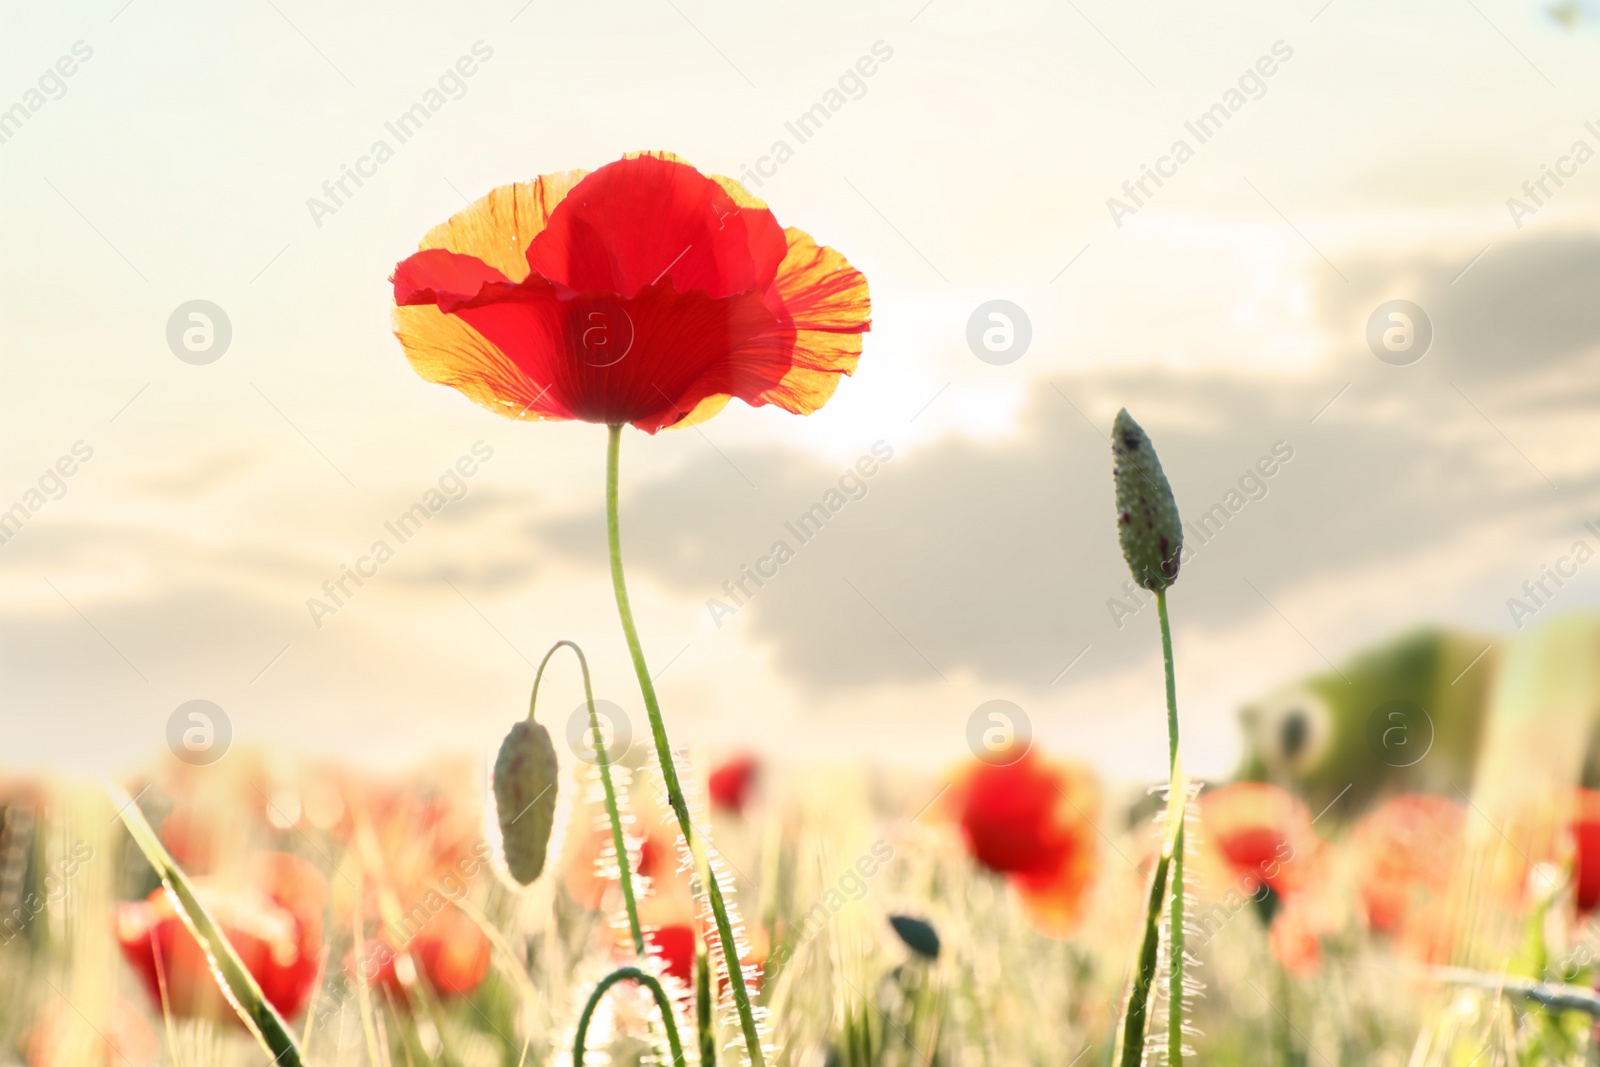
(110, 787), (304, 1067)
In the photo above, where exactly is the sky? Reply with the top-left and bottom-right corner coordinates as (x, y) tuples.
(3, 0), (1600, 783)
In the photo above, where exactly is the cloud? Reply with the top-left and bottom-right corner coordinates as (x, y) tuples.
(531, 348), (1600, 695)
(1321, 230), (1600, 401)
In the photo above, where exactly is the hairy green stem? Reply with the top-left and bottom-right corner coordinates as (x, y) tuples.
(531, 639), (644, 956)
(698, 951), (718, 1067)
(1169, 823), (1185, 1063)
(606, 424), (766, 1067)
(573, 966), (687, 1067)
(112, 789), (303, 1066)
(1156, 588), (1185, 1066)
(1118, 851), (1171, 1067)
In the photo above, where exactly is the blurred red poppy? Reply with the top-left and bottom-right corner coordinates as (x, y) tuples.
(949, 747), (1100, 935)
(649, 922), (697, 986)
(116, 853), (327, 1021)
(1199, 783), (1316, 898)
(1198, 783), (1331, 971)
(361, 904), (492, 1000)
(633, 894), (767, 994)
(391, 152), (871, 433)
(1350, 794), (1464, 938)
(1572, 788), (1600, 913)
(709, 754), (760, 814)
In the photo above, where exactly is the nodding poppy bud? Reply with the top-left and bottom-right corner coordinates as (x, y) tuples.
(493, 720), (559, 885)
(888, 914), (941, 960)
(1112, 408), (1183, 592)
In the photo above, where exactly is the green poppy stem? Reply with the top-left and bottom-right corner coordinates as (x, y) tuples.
(573, 966), (688, 1067)
(1118, 850), (1171, 1067)
(605, 423), (766, 1067)
(1156, 588), (1185, 1066)
(1276, 963), (1292, 1067)
(698, 951), (719, 1067)
(531, 639), (644, 956)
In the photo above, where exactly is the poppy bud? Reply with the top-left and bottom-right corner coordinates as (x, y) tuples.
(888, 914), (941, 960)
(1112, 408), (1183, 591)
(493, 720), (559, 885)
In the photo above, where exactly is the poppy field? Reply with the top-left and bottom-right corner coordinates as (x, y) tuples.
(9, 652), (1600, 1067)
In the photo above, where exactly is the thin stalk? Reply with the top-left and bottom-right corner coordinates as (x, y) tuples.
(1169, 823), (1185, 1063)
(1118, 851), (1172, 1067)
(697, 951), (718, 1067)
(573, 966), (687, 1067)
(1276, 963), (1292, 1067)
(111, 788), (303, 1066)
(605, 423), (766, 1067)
(1156, 588), (1185, 1066)
(532, 639), (644, 955)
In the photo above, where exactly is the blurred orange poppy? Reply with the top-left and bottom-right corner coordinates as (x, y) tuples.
(564, 801), (692, 912)
(328, 766), (489, 921)
(391, 152), (870, 433)
(1349, 794), (1464, 938)
(359, 904), (492, 1000)
(23, 998), (156, 1067)
(116, 852), (327, 1021)
(1267, 898), (1321, 975)
(949, 746), (1100, 935)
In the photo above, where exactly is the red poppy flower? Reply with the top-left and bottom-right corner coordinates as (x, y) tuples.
(709, 754), (760, 814)
(1199, 783), (1316, 897)
(360, 904), (492, 1000)
(391, 152), (870, 433)
(1349, 794), (1464, 938)
(1572, 788), (1600, 913)
(116, 854), (327, 1021)
(949, 747), (1100, 935)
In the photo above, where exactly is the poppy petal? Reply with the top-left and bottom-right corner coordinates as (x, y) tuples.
(417, 171), (588, 282)
(658, 225), (870, 427)
(526, 152), (789, 300)
(668, 392), (732, 429)
(393, 249), (513, 309)
(451, 280), (789, 431)
(749, 228), (870, 415)
(394, 299), (567, 422)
